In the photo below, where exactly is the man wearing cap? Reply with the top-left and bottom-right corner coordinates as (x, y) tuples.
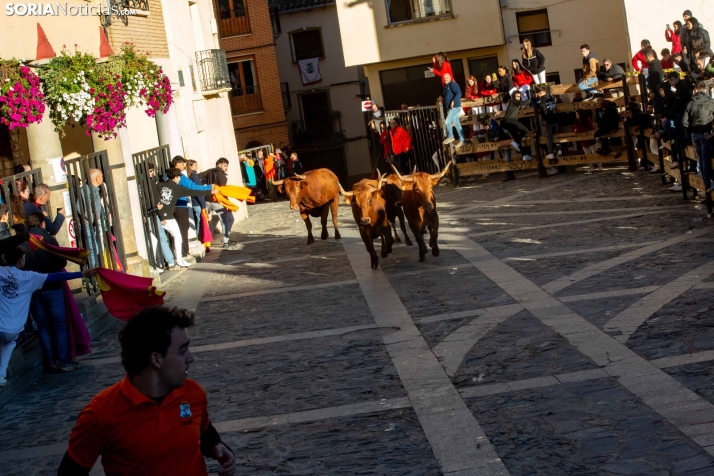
(58, 307), (235, 476)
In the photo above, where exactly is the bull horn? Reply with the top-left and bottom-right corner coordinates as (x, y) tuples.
(376, 171), (385, 190)
(391, 164), (414, 182)
(273, 179), (284, 186)
(294, 173), (307, 180)
(430, 161), (452, 181)
(412, 165), (417, 175)
(338, 182), (353, 197)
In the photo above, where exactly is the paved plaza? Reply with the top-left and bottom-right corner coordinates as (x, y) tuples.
(3, 167), (714, 475)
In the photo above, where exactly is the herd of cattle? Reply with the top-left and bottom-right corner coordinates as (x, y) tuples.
(274, 164), (451, 269)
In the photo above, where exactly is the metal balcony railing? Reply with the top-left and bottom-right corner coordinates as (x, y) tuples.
(195, 49), (232, 94)
(280, 82), (291, 110)
(125, 0), (148, 10)
(387, 0), (452, 24)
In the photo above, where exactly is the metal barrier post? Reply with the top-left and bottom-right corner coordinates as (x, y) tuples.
(0, 169), (45, 226)
(622, 80), (638, 172)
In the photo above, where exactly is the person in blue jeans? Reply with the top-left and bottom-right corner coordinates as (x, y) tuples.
(441, 73), (465, 146)
(187, 160), (206, 241)
(147, 164), (179, 269)
(578, 44), (600, 100)
(683, 81), (714, 193)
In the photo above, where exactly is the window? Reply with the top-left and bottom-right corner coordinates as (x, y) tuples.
(545, 72), (560, 85)
(214, 0), (250, 38)
(516, 9), (551, 47)
(386, 0), (452, 25)
(290, 29), (324, 62)
(573, 68), (583, 83)
(227, 58), (262, 115)
(379, 59), (465, 110)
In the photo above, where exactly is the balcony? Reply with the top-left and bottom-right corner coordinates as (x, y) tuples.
(125, 0), (149, 11)
(270, 6), (281, 39)
(291, 113), (345, 146)
(280, 82), (291, 111)
(195, 49), (232, 95)
(215, 0), (250, 38)
(230, 85), (263, 116)
(387, 0), (452, 25)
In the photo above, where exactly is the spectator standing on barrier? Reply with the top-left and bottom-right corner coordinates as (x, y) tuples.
(0, 243), (97, 387)
(598, 59), (625, 83)
(479, 114), (516, 182)
(22, 184), (64, 235)
(158, 169), (216, 267)
(187, 160), (205, 242)
(521, 38), (546, 85)
(578, 45), (600, 100)
(502, 90), (533, 162)
(646, 48), (665, 92)
(146, 164), (178, 270)
(511, 60), (534, 99)
(290, 152), (303, 176)
(686, 18), (711, 66)
(24, 212), (73, 373)
(534, 85), (562, 176)
(429, 52), (453, 87)
(573, 109), (603, 172)
(666, 22), (683, 55)
(58, 307), (236, 476)
(441, 73), (465, 147)
(169, 157), (213, 258)
(594, 94), (621, 156)
(370, 102), (386, 132)
(389, 117), (412, 175)
(683, 81), (714, 194)
(661, 72), (693, 148)
(496, 66), (516, 107)
(632, 40), (655, 71)
(201, 158), (236, 247)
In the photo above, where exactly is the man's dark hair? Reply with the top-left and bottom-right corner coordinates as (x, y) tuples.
(167, 168), (182, 180)
(667, 71), (680, 80)
(171, 156), (187, 167)
(644, 48), (656, 59)
(641, 39), (651, 48)
(27, 212), (45, 228)
(216, 158), (229, 166)
(479, 114), (493, 127)
(13, 164), (26, 174)
(661, 48), (671, 56)
(390, 117), (401, 126)
(580, 44), (590, 50)
(147, 162), (155, 171)
(0, 246), (25, 267)
(119, 306), (195, 376)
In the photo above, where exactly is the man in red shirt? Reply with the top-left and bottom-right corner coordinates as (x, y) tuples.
(58, 307), (235, 476)
(389, 117), (412, 175)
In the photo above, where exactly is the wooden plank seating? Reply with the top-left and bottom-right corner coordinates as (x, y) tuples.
(543, 147), (629, 167)
(454, 136), (533, 155)
(536, 128), (625, 146)
(549, 77), (638, 95)
(456, 158), (538, 176)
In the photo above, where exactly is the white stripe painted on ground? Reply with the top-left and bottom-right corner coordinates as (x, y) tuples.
(604, 261), (714, 342)
(502, 241), (661, 261)
(341, 233), (511, 474)
(165, 249), (223, 312)
(652, 351), (714, 369)
(557, 286), (661, 303)
(446, 205), (689, 218)
(199, 279), (358, 303)
(694, 282), (714, 290)
(440, 229), (714, 455)
(415, 303), (525, 325)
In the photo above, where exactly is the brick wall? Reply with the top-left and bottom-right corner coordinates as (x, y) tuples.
(106, 0), (169, 59)
(217, 0), (287, 148)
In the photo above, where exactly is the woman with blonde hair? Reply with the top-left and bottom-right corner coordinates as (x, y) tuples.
(521, 38), (547, 85)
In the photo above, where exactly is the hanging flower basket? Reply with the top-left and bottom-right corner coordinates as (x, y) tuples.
(0, 59), (45, 130)
(96, 56), (125, 79)
(119, 43), (173, 116)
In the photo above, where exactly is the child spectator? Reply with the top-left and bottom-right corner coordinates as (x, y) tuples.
(578, 44), (599, 100)
(666, 22), (683, 55)
(429, 52), (453, 87)
(683, 81), (714, 193)
(661, 48), (674, 69)
(511, 59), (534, 99)
(632, 40), (655, 71)
(464, 76), (482, 135)
(481, 74), (500, 112)
(521, 38), (547, 84)
(594, 94), (621, 156)
(479, 114), (516, 182)
(573, 109), (602, 172)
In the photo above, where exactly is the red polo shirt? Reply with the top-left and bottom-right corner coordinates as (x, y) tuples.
(390, 126), (412, 155)
(67, 376), (210, 476)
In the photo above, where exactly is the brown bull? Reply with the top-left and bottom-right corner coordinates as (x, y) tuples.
(342, 173), (394, 269)
(382, 174), (413, 246)
(391, 163), (451, 262)
(274, 168), (341, 245)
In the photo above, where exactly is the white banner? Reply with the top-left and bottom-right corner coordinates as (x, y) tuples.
(298, 58), (322, 85)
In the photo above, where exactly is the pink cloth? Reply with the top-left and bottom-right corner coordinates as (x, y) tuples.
(62, 275), (91, 358)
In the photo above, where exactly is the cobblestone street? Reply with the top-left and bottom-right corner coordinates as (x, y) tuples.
(3, 168), (714, 475)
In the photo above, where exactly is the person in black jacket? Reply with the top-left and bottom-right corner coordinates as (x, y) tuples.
(159, 169), (216, 267)
(187, 160), (206, 241)
(22, 184), (64, 235)
(521, 38), (546, 84)
(501, 90), (533, 163)
(0, 204), (11, 240)
(146, 164), (176, 269)
(200, 158), (235, 246)
(594, 94), (621, 156)
(683, 81), (714, 192)
(645, 49), (664, 94)
(24, 212), (72, 373)
(290, 152), (304, 176)
(496, 66), (515, 108)
(597, 59), (625, 83)
(479, 115), (516, 181)
(686, 17), (711, 63)
(662, 72), (693, 141)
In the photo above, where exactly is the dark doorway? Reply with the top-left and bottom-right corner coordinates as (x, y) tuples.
(380, 59), (465, 110)
(297, 91), (335, 143)
(467, 56), (499, 82)
(299, 147), (347, 184)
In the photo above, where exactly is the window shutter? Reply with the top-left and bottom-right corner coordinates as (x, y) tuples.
(517, 11), (549, 33)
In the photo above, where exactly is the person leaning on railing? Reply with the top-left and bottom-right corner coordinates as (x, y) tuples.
(682, 80), (714, 194)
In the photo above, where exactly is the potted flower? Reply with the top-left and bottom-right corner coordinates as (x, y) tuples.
(119, 43), (173, 117)
(0, 59), (45, 129)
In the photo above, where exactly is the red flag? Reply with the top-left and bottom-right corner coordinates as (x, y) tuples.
(96, 268), (165, 321)
(199, 209), (213, 249)
(29, 234), (89, 266)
